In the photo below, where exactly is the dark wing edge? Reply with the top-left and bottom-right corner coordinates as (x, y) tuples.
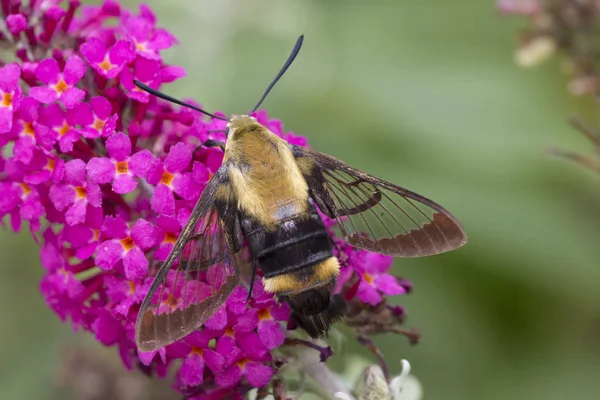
(135, 166), (241, 352)
(292, 145), (467, 258)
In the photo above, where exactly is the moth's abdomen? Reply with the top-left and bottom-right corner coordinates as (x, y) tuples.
(243, 204), (336, 283)
(241, 203), (346, 337)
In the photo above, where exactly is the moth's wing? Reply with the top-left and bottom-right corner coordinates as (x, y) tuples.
(135, 165), (241, 352)
(292, 145), (467, 257)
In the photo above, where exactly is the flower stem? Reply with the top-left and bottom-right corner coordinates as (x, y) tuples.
(296, 346), (355, 400)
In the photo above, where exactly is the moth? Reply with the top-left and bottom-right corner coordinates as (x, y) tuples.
(134, 36), (467, 352)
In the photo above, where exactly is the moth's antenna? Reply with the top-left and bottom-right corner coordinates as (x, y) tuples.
(249, 35), (304, 113)
(133, 80), (228, 121)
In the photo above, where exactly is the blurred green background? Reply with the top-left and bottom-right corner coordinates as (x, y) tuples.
(2, 0), (600, 399)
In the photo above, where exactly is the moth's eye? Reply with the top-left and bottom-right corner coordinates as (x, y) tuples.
(225, 127), (231, 137)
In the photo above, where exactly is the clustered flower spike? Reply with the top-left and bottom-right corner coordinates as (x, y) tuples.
(0, 1), (415, 397)
(500, 1), (600, 176)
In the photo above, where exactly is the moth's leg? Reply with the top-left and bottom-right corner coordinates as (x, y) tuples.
(246, 260), (258, 302)
(194, 139), (225, 154)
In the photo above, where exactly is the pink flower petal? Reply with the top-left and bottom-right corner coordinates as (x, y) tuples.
(109, 40), (135, 65)
(0, 108), (14, 134)
(172, 173), (200, 200)
(13, 136), (35, 164)
(215, 364), (243, 388)
(92, 311), (122, 346)
(64, 159), (87, 185)
(133, 57), (161, 81)
(270, 304), (290, 321)
(374, 274), (405, 296)
(35, 58), (60, 84)
(360, 252), (393, 273)
(128, 150), (153, 177)
(49, 184), (75, 211)
(151, 184), (175, 216)
(233, 309), (259, 332)
(87, 157), (115, 184)
(138, 350), (161, 366)
(357, 280), (383, 306)
(65, 200), (87, 226)
(236, 332), (268, 358)
(86, 182), (102, 207)
(63, 225), (94, 248)
(257, 319), (285, 350)
(139, 3), (157, 22)
(76, 243), (98, 260)
(71, 102), (93, 125)
(30, 86), (59, 104)
(123, 247), (148, 280)
(203, 349), (225, 374)
(80, 37), (107, 63)
(178, 354), (204, 387)
(91, 96), (112, 118)
(20, 195), (45, 222)
(63, 55), (86, 85)
(193, 162), (210, 184)
(130, 219), (158, 249)
(245, 362), (273, 387)
(164, 142), (191, 173)
(157, 65), (185, 83)
(215, 335), (236, 356)
(204, 306), (227, 330)
(101, 215), (128, 238)
(60, 87), (86, 109)
(106, 132), (131, 161)
(112, 175), (137, 194)
(6, 14), (27, 36)
(0, 63), (21, 91)
(96, 240), (124, 271)
(58, 130), (80, 153)
(227, 287), (250, 314)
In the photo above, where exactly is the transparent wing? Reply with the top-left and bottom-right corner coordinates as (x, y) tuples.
(293, 145), (467, 257)
(135, 166), (240, 352)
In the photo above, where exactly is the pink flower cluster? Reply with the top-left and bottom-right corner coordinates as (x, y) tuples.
(0, 1), (409, 397)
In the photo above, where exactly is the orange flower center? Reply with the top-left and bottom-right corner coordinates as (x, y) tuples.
(258, 308), (271, 321)
(57, 122), (71, 136)
(135, 41), (147, 51)
(93, 118), (105, 131)
(19, 183), (32, 195)
(164, 232), (177, 243)
(190, 346), (203, 356)
(22, 122), (35, 137)
(1, 92), (13, 107)
(236, 358), (248, 369)
(58, 268), (70, 282)
(120, 236), (135, 251)
(363, 272), (374, 284)
(92, 229), (100, 242)
(128, 280), (136, 294)
(115, 161), (129, 174)
(46, 158), (55, 171)
(99, 57), (113, 71)
(165, 293), (178, 308)
(225, 327), (234, 336)
(160, 170), (174, 186)
(53, 79), (69, 94)
(75, 186), (87, 199)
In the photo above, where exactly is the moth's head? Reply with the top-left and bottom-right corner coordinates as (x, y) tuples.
(225, 114), (261, 140)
